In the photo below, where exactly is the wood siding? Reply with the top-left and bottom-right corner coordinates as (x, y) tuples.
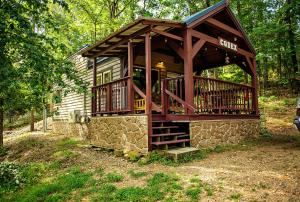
(53, 55), (121, 120)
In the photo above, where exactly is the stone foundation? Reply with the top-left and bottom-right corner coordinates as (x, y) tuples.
(52, 120), (89, 139)
(88, 115), (148, 155)
(190, 119), (260, 148)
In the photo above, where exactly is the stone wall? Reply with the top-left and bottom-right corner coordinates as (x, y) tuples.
(52, 120), (89, 139)
(88, 115), (148, 155)
(190, 119), (260, 148)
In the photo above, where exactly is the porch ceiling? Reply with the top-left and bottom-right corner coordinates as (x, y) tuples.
(80, 18), (184, 58)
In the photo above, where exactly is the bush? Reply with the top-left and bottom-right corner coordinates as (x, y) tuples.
(0, 147), (8, 157)
(0, 162), (25, 189)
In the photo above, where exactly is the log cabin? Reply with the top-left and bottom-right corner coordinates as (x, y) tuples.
(53, 0), (260, 155)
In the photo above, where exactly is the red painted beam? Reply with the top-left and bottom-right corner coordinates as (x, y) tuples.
(145, 32), (153, 151)
(190, 29), (255, 58)
(127, 41), (134, 112)
(152, 28), (183, 41)
(183, 29), (194, 114)
(205, 18), (243, 38)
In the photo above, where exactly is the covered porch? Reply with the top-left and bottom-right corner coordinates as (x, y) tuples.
(81, 0), (259, 150)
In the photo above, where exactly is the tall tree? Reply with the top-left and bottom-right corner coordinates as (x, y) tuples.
(0, 0), (86, 147)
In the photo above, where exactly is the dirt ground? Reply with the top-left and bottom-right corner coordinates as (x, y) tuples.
(2, 130), (300, 202)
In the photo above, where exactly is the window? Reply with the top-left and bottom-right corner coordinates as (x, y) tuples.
(97, 73), (103, 85)
(103, 70), (112, 83)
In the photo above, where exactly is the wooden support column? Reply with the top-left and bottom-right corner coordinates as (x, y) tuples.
(145, 32), (152, 151)
(246, 56), (259, 115)
(92, 57), (97, 116)
(252, 60), (259, 115)
(127, 41), (134, 112)
(184, 29), (194, 114)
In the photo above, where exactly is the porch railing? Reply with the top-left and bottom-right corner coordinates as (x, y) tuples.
(193, 76), (254, 114)
(163, 76), (255, 115)
(91, 77), (130, 115)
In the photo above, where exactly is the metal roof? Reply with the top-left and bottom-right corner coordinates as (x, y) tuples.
(80, 18), (183, 57)
(184, 0), (227, 25)
(80, 0), (256, 58)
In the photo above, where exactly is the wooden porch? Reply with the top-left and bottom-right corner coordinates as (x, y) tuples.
(82, 0), (259, 150)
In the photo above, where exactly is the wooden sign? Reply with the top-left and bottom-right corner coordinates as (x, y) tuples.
(218, 37), (237, 51)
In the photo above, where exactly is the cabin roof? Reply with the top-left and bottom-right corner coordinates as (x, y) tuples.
(183, 0), (228, 25)
(80, 18), (183, 57)
(81, 0), (255, 58)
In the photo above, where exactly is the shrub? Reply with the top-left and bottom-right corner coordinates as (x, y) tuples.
(0, 147), (8, 157)
(0, 162), (25, 189)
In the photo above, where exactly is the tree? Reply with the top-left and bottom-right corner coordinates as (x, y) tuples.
(0, 0), (86, 147)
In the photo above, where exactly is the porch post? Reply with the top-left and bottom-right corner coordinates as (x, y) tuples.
(252, 60), (259, 115)
(184, 28), (194, 114)
(127, 41), (134, 112)
(145, 32), (152, 151)
(92, 57), (97, 116)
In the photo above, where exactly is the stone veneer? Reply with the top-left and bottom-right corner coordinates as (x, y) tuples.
(190, 119), (260, 148)
(88, 115), (148, 154)
(52, 120), (89, 139)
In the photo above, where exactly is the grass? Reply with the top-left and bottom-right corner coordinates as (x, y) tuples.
(106, 172), (124, 182)
(128, 169), (147, 179)
(230, 193), (241, 201)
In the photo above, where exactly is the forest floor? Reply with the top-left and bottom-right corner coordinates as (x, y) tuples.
(1, 96), (299, 202)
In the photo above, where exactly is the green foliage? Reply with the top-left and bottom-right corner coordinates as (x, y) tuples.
(127, 150), (142, 162)
(14, 167), (93, 202)
(0, 147), (8, 157)
(230, 193), (242, 200)
(0, 162), (45, 192)
(128, 170), (147, 179)
(186, 187), (202, 200)
(106, 172), (124, 182)
(0, 162), (25, 189)
(115, 187), (147, 202)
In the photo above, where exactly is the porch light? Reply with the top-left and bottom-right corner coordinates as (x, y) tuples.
(155, 61), (166, 71)
(225, 52), (230, 64)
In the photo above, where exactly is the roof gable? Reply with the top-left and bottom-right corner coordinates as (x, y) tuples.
(184, 0), (255, 55)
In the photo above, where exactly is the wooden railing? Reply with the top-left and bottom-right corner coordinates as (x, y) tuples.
(162, 76), (255, 115)
(92, 77), (130, 115)
(193, 76), (255, 114)
(163, 76), (196, 114)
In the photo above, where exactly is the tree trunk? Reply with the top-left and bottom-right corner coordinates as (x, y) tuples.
(277, 53), (282, 78)
(30, 108), (35, 132)
(43, 106), (47, 132)
(286, 0), (298, 75)
(0, 98), (3, 147)
(263, 57), (268, 92)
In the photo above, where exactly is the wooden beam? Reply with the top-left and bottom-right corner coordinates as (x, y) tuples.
(246, 56), (259, 115)
(92, 57), (97, 116)
(142, 20), (183, 28)
(192, 39), (205, 58)
(190, 29), (255, 58)
(184, 29), (194, 114)
(252, 60), (259, 115)
(152, 28), (183, 41)
(127, 41), (134, 112)
(246, 56), (255, 75)
(206, 18), (243, 38)
(145, 32), (152, 151)
(93, 57), (97, 86)
(166, 40), (184, 59)
(91, 26), (151, 58)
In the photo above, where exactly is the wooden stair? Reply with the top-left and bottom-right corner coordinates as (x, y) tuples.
(151, 119), (190, 150)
